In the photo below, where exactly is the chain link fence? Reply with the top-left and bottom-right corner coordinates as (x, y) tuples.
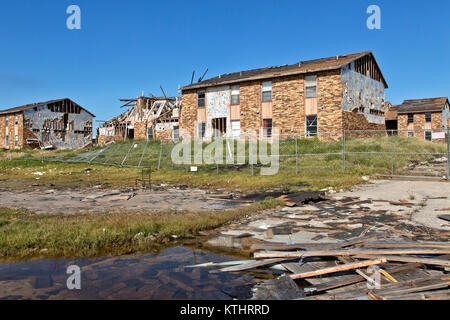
(30, 128), (450, 179)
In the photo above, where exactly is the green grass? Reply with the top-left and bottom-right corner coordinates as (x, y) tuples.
(0, 135), (447, 192)
(0, 198), (284, 261)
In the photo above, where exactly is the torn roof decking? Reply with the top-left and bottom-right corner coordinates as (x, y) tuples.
(181, 51), (388, 90)
(0, 98), (96, 118)
(396, 97), (449, 114)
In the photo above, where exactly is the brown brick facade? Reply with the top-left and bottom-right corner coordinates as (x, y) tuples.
(0, 112), (24, 149)
(180, 68), (389, 141)
(398, 112), (445, 141)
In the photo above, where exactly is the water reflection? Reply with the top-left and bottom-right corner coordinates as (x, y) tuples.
(0, 246), (257, 300)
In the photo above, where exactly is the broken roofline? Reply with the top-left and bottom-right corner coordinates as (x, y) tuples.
(181, 51), (388, 91)
(0, 98), (96, 118)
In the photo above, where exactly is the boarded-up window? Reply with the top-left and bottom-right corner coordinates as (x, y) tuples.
(231, 85), (240, 105)
(262, 81), (272, 102)
(231, 121), (240, 138)
(198, 90), (205, 107)
(14, 135), (18, 146)
(263, 119), (272, 138)
(306, 115), (318, 137)
(425, 112), (432, 123)
(305, 75), (317, 98)
(5, 135), (8, 146)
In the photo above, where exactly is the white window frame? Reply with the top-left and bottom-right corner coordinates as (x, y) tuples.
(262, 81), (272, 102)
(231, 85), (240, 105)
(305, 75), (317, 98)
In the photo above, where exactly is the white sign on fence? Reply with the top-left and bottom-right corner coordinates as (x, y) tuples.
(432, 132), (445, 139)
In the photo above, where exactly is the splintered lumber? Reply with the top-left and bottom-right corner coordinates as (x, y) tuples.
(354, 255), (450, 268)
(438, 215), (450, 222)
(219, 258), (287, 273)
(316, 276), (449, 300)
(251, 233), (388, 252)
(254, 248), (450, 259)
(290, 259), (386, 280)
(375, 289), (450, 300)
(361, 242), (450, 249)
(306, 263), (423, 293)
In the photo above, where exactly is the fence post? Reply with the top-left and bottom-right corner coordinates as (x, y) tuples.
(342, 130), (346, 173)
(157, 142), (163, 170)
(295, 134), (299, 175)
(121, 141), (135, 167)
(447, 127), (450, 180)
(138, 139), (150, 168)
(250, 136), (254, 177)
(391, 130), (395, 176)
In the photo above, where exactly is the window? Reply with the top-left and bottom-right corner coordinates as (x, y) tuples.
(262, 81), (272, 102)
(231, 85), (240, 105)
(305, 75), (317, 98)
(14, 114), (18, 125)
(197, 90), (205, 107)
(407, 114), (414, 124)
(231, 120), (240, 138)
(14, 135), (18, 147)
(306, 115), (318, 137)
(263, 119), (272, 138)
(408, 132), (414, 137)
(173, 126), (180, 140)
(425, 112), (432, 123)
(5, 135), (8, 146)
(147, 127), (153, 140)
(5, 116), (8, 127)
(425, 131), (432, 141)
(198, 122), (206, 138)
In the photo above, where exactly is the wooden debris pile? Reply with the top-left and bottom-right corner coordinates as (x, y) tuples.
(201, 233), (450, 300)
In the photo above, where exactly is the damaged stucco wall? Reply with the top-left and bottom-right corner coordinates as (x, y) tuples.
(23, 105), (93, 149)
(341, 64), (385, 125)
(206, 86), (230, 138)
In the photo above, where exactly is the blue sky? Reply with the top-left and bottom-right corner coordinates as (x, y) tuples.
(0, 0), (449, 131)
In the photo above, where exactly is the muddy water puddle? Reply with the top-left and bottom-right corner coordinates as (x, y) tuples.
(0, 246), (272, 300)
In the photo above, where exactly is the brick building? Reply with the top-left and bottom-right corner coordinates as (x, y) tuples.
(98, 96), (180, 145)
(0, 98), (95, 150)
(180, 51), (388, 140)
(396, 97), (450, 141)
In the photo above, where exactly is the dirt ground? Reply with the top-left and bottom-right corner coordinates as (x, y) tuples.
(0, 185), (244, 215)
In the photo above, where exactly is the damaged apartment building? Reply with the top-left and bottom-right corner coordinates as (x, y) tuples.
(98, 96), (180, 145)
(387, 97), (450, 142)
(0, 98), (95, 149)
(180, 51), (388, 141)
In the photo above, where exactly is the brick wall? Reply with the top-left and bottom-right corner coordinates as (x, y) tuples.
(180, 89), (197, 137)
(0, 115), (5, 148)
(272, 75), (305, 135)
(343, 111), (386, 138)
(134, 122), (148, 140)
(240, 81), (262, 134)
(317, 70), (343, 141)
